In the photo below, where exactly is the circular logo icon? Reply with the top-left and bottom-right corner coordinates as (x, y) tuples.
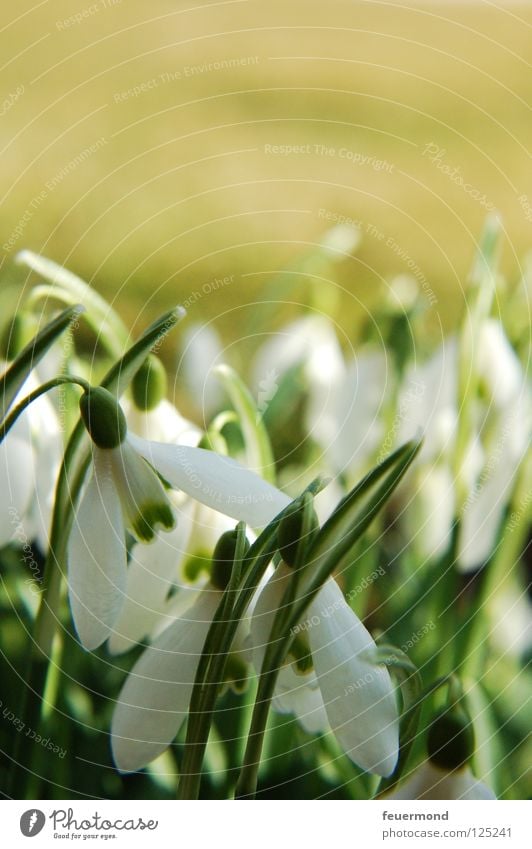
(20, 810), (46, 837)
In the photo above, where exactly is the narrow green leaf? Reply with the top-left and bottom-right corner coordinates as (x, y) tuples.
(177, 521), (248, 799)
(16, 250), (129, 356)
(215, 363), (276, 483)
(234, 447), (420, 797)
(235, 492), (317, 798)
(297, 439), (422, 605)
(0, 304), (83, 422)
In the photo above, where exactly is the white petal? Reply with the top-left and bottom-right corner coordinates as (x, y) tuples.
(406, 463), (455, 561)
(129, 435), (290, 528)
(250, 563), (328, 733)
(124, 398), (201, 446)
(308, 578), (399, 776)
(26, 421), (63, 551)
(320, 223), (361, 258)
(183, 501), (241, 574)
(458, 400), (531, 571)
(398, 339), (458, 462)
(111, 441), (175, 542)
(111, 588), (221, 773)
(108, 501), (195, 655)
(452, 767), (497, 800)
(478, 320), (523, 408)
(0, 434), (35, 546)
(324, 351), (388, 476)
(67, 450), (127, 650)
(180, 322), (224, 416)
(273, 665), (329, 734)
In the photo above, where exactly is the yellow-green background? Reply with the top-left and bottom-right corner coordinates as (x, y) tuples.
(1, 0), (531, 337)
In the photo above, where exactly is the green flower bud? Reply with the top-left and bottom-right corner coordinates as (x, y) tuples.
(427, 706), (475, 771)
(1, 313), (39, 360)
(277, 499), (319, 568)
(80, 387), (127, 449)
(210, 529), (250, 591)
(131, 355), (167, 411)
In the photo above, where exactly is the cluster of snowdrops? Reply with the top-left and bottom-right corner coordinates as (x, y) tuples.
(0, 223), (530, 799)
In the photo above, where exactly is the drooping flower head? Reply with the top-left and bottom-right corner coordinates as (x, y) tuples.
(68, 386), (290, 650)
(251, 501), (400, 778)
(111, 528), (251, 773)
(388, 702), (495, 799)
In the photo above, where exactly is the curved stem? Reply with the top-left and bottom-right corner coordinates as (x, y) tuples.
(6, 430), (88, 797)
(0, 376), (90, 442)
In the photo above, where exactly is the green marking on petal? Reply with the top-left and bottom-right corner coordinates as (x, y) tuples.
(131, 501), (175, 542)
(289, 632), (314, 675)
(183, 551), (211, 583)
(224, 653), (249, 694)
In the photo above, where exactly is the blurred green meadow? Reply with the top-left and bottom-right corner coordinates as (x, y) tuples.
(1, 0), (531, 347)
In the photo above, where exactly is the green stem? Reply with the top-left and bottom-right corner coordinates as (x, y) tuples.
(6, 441), (85, 797)
(176, 485), (325, 799)
(433, 520), (461, 678)
(234, 611), (295, 799)
(0, 376), (90, 442)
(235, 494), (314, 799)
(177, 525), (247, 800)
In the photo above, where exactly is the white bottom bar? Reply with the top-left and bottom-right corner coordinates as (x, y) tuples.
(2, 800), (529, 848)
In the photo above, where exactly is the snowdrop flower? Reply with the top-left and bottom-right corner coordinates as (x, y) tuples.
(388, 705), (495, 799)
(180, 322), (225, 419)
(107, 498), (243, 655)
(320, 223), (361, 259)
(396, 338), (473, 562)
(322, 350), (390, 477)
(252, 314), (346, 451)
(68, 387), (290, 650)
(111, 529), (251, 773)
(251, 530), (399, 777)
(108, 358), (262, 655)
(124, 355), (201, 447)
(396, 321), (529, 569)
(457, 320), (531, 570)
(397, 338), (458, 466)
(0, 361), (62, 552)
